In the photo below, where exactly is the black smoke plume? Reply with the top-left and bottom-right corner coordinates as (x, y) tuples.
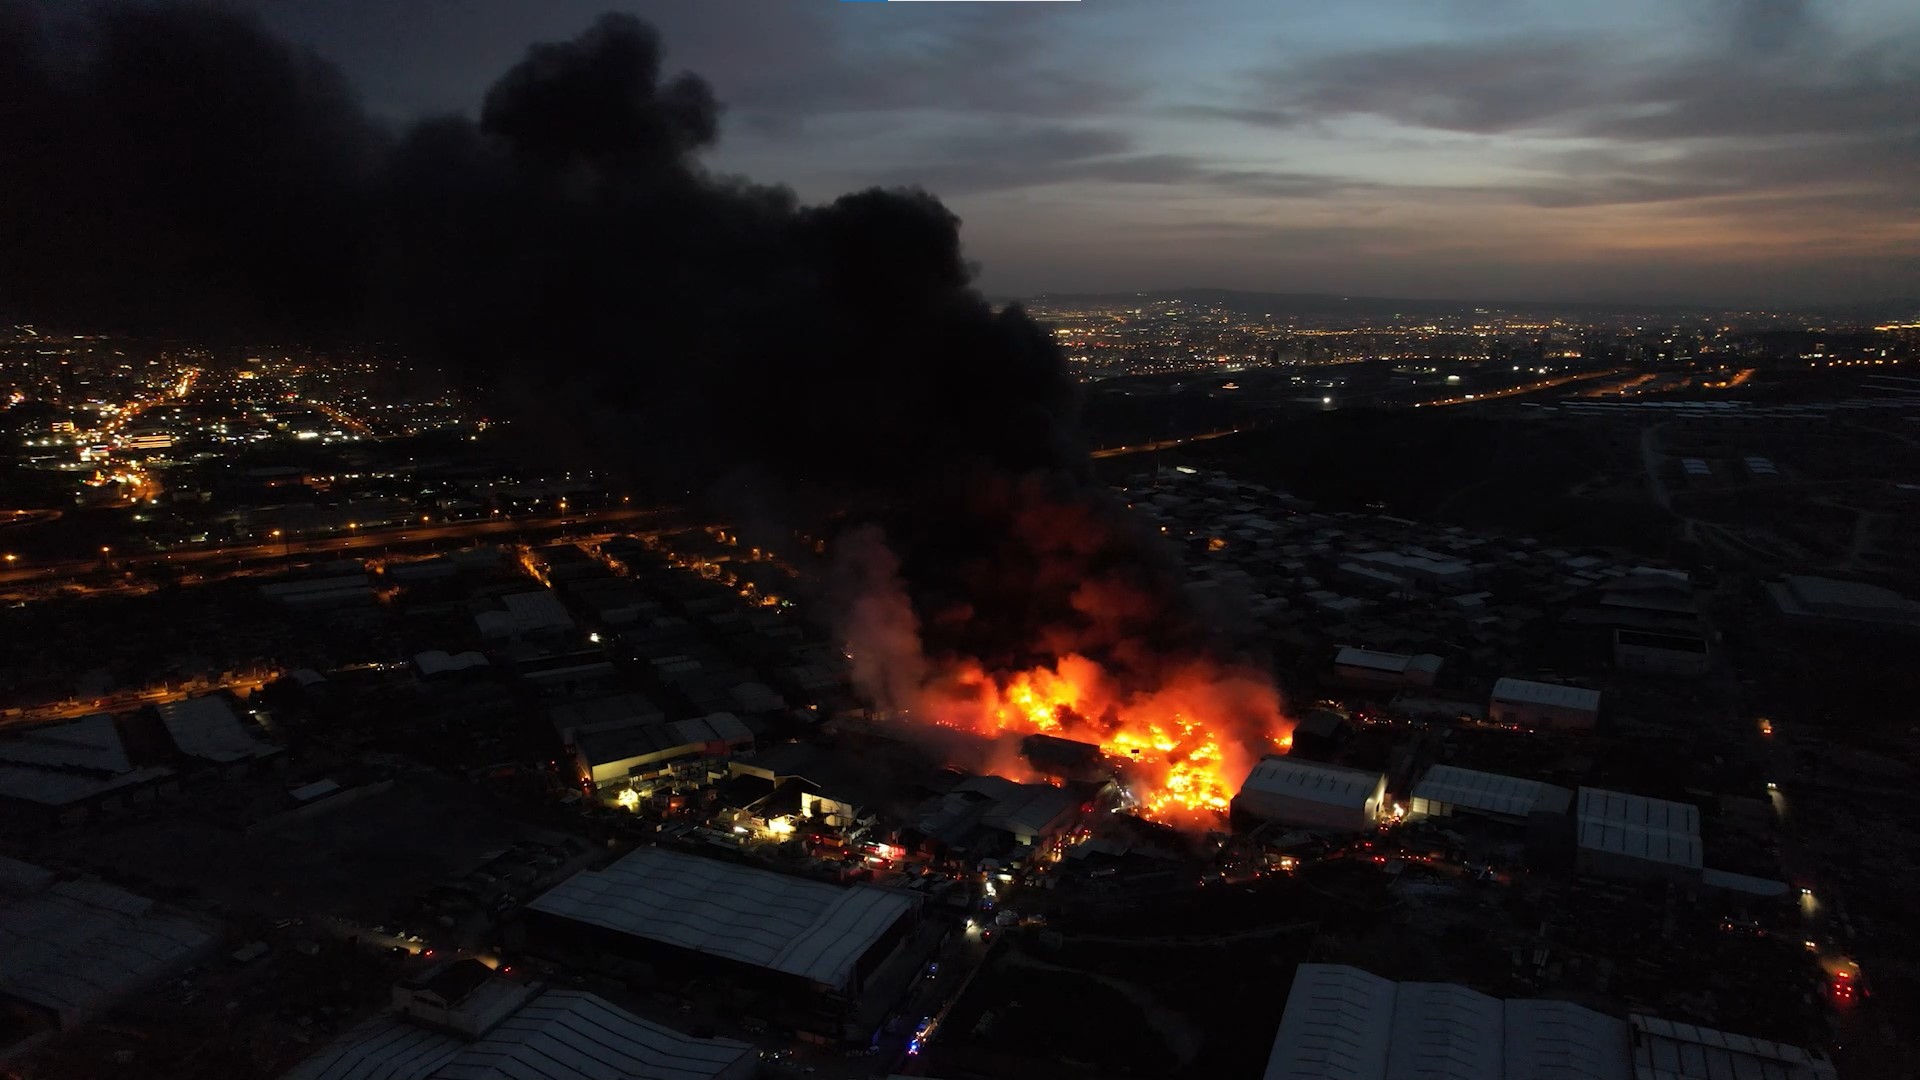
(1, 5), (1286, 758)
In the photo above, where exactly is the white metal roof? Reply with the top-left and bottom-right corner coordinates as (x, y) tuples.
(1505, 999), (1631, 1080)
(1491, 678), (1602, 714)
(526, 849), (915, 991)
(1629, 1014), (1836, 1080)
(0, 714), (131, 772)
(1335, 647), (1413, 674)
(0, 873), (212, 1018)
(1264, 963), (1397, 1080)
(157, 696), (278, 763)
(1265, 966), (1817, 1080)
(1241, 758), (1385, 810)
(414, 650), (490, 675)
(1387, 982), (1505, 1080)
(1576, 789), (1703, 871)
(0, 763), (175, 807)
(285, 989), (755, 1080)
(1412, 766), (1570, 819)
(502, 589), (575, 632)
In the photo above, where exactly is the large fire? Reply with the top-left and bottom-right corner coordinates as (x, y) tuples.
(913, 652), (1293, 824)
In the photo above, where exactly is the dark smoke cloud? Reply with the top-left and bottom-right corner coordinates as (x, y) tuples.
(0, 3), (1074, 500)
(1, 5), (1278, 749)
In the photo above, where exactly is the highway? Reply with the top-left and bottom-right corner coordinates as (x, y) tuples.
(0, 505), (676, 586)
(1091, 428), (1245, 459)
(1410, 367), (1632, 407)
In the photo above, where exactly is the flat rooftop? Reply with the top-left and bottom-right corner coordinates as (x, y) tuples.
(526, 848), (915, 991)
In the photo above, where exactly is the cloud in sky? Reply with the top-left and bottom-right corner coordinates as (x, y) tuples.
(194, 0), (1920, 303)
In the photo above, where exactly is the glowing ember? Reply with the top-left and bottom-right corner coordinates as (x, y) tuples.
(916, 652), (1291, 823)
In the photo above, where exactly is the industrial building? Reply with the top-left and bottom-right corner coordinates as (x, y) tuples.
(1767, 574), (1920, 633)
(1613, 629), (1710, 677)
(1263, 963), (1837, 1080)
(156, 695), (282, 774)
(0, 857), (216, 1039)
(1332, 647), (1443, 689)
(1407, 765), (1572, 824)
(283, 959), (756, 1080)
(569, 713), (754, 790)
(1489, 677), (1602, 730)
(520, 849), (920, 1003)
(1575, 787), (1703, 883)
(907, 774), (1084, 858)
(0, 714), (179, 828)
(1232, 756), (1387, 832)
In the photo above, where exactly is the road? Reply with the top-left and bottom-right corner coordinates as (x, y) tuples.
(5, 671), (279, 727)
(1411, 367), (1632, 407)
(1091, 428), (1244, 459)
(0, 506), (675, 586)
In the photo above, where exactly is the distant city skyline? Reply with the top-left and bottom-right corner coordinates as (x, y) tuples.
(215, 0), (1920, 308)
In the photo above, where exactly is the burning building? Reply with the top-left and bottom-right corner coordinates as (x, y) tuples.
(2, 9), (1295, 818)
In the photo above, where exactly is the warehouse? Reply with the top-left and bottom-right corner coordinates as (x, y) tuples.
(1613, 629), (1710, 677)
(521, 849), (919, 1001)
(570, 713), (754, 790)
(0, 858), (216, 1034)
(1263, 963), (1836, 1080)
(1575, 787), (1703, 883)
(156, 695), (282, 774)
(284, 960), (756, 1080)
(1232, 756), (1387, 832)
(1407, 766), (1572, 824)
(1489, 678), (1601, 730)
(1332, 647), (1443, 689)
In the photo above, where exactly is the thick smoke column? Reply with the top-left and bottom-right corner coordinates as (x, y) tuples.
(0, 4), (1290, 815)
(0, 4), (1071, 497)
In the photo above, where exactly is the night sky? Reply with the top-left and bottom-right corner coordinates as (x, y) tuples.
(91, 1), (1920, 305)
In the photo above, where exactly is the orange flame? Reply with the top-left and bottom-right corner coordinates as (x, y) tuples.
(915, 653), (1290, 824)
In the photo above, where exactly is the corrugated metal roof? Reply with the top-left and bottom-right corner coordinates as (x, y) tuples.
(0, 871), (212, 1018)
(1241, 758), (1385, 810)
(1411, 766), (1570, 819)
(502, 589), (575, 632)
(1576, 789), (1703, 871)
(286, 990), (754, 1080)
(1335, 647), (1413, 673)
(525, 849), (915, 991)
(1629, 1014), (1836, 1080)
(1264, 967), (1822, 1080)
(0, 763), (175, 807)
(0, 714), (131, 772)
(157, 696), (278, 763)
(1491, 678), (1602, 713)
(1505, 999), (1631, 1080)
(1263, 964), (1397, 1080)
(1387, 982), (1505, 1080)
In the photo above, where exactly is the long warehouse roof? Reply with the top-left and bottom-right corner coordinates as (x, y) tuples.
(0, 872), (213, 1019)
(1576, 788), (1703, 871)
(1491, 678), (1602, 713)
(1412, 765), (1573, 818)
(525, 848), (914, 990)
(1266, 965), (1832, 1080)
(285, 989), (754, 1080)
(1240, 757), (1384, 810)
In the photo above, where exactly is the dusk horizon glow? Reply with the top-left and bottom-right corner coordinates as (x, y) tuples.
(226, 0), (1920, 309)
